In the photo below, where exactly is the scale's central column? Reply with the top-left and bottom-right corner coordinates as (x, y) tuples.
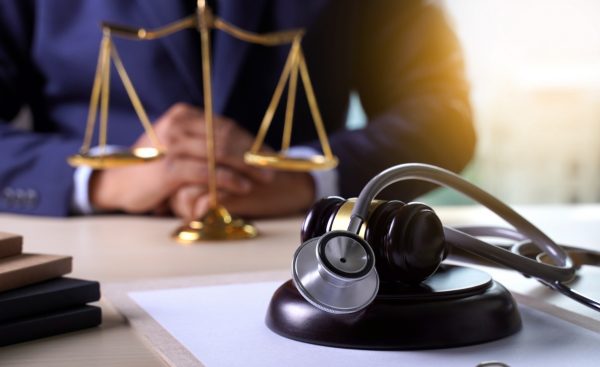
(198, 0), (217, 209)
(172, 0), (258, 243)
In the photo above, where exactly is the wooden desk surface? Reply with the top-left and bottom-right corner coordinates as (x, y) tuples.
(1, 205), (599, 366)
(0, 215), (303, 367)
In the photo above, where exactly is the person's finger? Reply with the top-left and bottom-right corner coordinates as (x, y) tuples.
(165, 117), (246, 158)
(154, 103), (205, 140)
(224, 157), (276, 184)
(177, 114), (275, 184)
(163, 158), (210, 188)
(165, 136), (206, 159)
(217, 171), (315, 218)
(154, 105), (276, 184)
(167, 138), (275, 185)
(213, 126), (276, 184)
(214, 167), (253, 194)
(164, 158), (254, 195)
(166, 105), (240, 138)
(170, 185), (206, 220)
(192, 190), (229, 219)
(217, 152), (275, 184)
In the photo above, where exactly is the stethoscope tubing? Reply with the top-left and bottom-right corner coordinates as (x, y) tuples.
(348, 163), (576, 281)
(455, 225), (600, 312)
(443, 226), (574, 283)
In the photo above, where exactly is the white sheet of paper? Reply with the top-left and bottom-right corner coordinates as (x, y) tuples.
(129, 281), (600, 367)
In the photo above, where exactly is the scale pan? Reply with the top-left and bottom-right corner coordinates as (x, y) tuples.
(67, 147), (164, 169)
(244, 152), (338, 171)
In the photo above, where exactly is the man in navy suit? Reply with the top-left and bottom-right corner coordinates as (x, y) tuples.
(0, 0), (475, 218)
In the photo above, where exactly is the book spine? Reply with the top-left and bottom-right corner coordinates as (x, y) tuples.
(0, 256), (72, 293)
(0, 306), (102, 347)
(0, 232), (22, 258)
(0, 281), (101, 323)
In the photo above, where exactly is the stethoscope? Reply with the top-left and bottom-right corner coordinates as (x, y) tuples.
(454, 226), (600, 311)
(292, 163), (600, 314)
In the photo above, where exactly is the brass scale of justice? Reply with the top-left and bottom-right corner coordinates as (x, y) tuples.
(67, 1), (338, 242)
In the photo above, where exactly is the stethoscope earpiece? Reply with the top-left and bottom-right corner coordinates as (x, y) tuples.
(292, 230), (379, 314)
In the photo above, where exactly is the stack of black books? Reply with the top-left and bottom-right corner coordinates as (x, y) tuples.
(0, 232), (101, 346)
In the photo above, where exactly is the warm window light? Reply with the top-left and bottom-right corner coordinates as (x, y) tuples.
(431, 0), (600, 205)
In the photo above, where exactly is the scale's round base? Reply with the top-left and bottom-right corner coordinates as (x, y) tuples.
(173, 206), (257, 243)
(244, 152), (338, 171)
(67, 147), (164, 169)
(266, 265), (521, 350)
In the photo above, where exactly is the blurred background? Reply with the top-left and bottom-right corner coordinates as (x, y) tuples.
(12, 0), (600, 207)
(350, 0), (600, 205)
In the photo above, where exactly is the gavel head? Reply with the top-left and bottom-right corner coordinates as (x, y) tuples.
(301, 197), (447, 284)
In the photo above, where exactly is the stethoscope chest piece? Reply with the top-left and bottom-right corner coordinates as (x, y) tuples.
(292, 231), (379, 314)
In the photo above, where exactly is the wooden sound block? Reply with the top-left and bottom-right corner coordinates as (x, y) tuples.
(0, 232), (23, 259)
(265, 265), (522, 350)
(0, 254), (72, 292)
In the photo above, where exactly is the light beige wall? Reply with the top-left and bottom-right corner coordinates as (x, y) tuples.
(441, 0), (600, 204)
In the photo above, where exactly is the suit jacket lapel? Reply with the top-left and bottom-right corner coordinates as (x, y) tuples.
(136, 0), (203, 104)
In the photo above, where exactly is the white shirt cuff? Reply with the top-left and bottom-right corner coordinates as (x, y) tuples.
(286, 146), (339, 200)
(71, 146), (126, 214)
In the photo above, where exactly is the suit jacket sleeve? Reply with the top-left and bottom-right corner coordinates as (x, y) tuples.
(0, 2), (80, 216)
(331, 0), (476, 200)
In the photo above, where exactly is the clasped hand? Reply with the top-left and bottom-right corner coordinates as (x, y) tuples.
(89, 103), (315, 219)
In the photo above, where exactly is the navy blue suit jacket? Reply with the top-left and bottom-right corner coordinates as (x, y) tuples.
(0, 0), (475, 216)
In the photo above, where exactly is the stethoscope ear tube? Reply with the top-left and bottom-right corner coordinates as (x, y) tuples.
(453, 225), (600, 312)
(444, 226), (576, 283)
(549, 281), (600, 312)
(348, 164), (577, 282)
(349, 164), (573, 269)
